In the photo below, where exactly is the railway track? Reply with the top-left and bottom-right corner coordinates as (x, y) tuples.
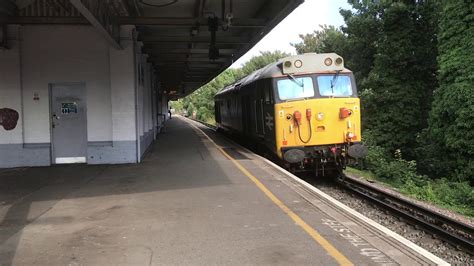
(189, 117), (474, 256)
(337, 175), (474, 255)
(189, 118), (217, 130)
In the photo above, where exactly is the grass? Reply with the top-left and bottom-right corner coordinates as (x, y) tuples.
(345, 167), (376, 181)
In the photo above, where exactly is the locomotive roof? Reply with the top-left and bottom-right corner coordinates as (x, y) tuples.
(215, 53), (351, 97)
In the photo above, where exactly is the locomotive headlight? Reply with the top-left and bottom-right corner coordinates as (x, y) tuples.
(284, 61), (292, 67)
(317, 112), (324, 121)
(335, 57), (343, 66)
(324, 58), (333, 66)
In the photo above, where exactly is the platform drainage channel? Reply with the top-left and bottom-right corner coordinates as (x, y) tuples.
(222, 147), (249, 160)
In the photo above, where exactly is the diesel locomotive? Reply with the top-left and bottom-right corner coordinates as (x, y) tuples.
(214, 53), (366, 175)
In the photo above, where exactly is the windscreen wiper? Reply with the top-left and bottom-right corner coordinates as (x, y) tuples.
(330, 70), (341, 95)
(331, 70), (341, 94)
(288, 74), (304, 87)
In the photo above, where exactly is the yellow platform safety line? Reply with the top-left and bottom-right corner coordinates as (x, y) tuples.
(187, 119), (353, 266)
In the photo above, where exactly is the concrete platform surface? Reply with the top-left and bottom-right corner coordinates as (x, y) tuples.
(0, 117), (445, 265)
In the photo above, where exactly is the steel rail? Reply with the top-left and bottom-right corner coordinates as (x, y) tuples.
(338, 175), (474, 255)
(188, 117), (217, 130)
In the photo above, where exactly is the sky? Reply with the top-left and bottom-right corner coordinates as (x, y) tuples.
(230, 0), (351, 68)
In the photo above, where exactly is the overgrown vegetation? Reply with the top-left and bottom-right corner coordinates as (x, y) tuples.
(347, 163), (474, 217)
(172, 1), (474, 216)
(423, 1), (474, 183)
(355, 132), (474, 217)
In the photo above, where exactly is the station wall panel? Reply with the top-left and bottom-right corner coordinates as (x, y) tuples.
(20, 25), (113, 143)
(0, 25), (162, 167)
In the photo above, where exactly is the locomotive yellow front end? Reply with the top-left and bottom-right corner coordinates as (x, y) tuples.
(273, 53), (366, 174)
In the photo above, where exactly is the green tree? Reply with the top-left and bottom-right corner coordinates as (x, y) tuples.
(241, 50), (290, 75)
(169, 99), (184, 113)
(412, 1), (439, 128)
(363, 1), (439, 159)
(425, 1), (474, 183)
(291, 25), (346, 55)
(339, 1), (384, 87)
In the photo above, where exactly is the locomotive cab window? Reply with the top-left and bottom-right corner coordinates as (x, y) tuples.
(277, 76), (314, 100)
(317, 75), (353, 97)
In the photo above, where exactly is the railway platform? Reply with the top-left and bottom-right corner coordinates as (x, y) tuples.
(0, 117), (446, 265)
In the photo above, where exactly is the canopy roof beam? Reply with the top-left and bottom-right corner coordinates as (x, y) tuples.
(140, 35), (247, 44)
(1, 17), (265, 28)
(68, 0), (122, 49)
(143, 48), (236, 55)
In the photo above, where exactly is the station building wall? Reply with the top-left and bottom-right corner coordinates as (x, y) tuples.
(0, 25), (162, 168)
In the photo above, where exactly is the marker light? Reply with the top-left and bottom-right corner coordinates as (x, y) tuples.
(317, 112), (324, 121)
(324, 58), (333, 66)
(347, 132), (357, 141)
(294, 60), (303, 68)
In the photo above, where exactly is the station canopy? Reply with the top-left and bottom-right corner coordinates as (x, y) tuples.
(0, 0), (303, 99)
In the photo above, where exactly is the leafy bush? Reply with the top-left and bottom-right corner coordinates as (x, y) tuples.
(401, 178), (474, 217)
(353, 131), (474, 217)
(425, 1), (474, 184)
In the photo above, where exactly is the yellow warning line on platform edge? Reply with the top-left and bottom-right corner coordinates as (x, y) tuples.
(186, 118), (353, 266)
